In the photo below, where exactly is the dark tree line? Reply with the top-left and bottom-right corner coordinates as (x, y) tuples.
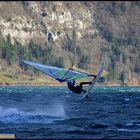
(0, 35), (64, 72)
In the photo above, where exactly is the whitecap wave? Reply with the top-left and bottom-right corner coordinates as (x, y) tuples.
(118, 128), (140, 132)
(0, 104), (66, 124)
(124, 98), (130, 101)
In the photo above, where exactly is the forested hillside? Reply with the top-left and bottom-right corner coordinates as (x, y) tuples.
(0, 1), (139, 85)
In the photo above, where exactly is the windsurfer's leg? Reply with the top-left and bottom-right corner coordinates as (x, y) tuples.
(91, 74), (97, 77)
(79, 81), (92, 87)
(78, 82), (91, 94)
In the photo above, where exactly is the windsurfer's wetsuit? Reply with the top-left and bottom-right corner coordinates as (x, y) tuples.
(67, 77), (96, 94)
(66, 66), (97, 95)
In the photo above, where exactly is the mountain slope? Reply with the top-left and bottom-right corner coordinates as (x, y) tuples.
(0, 1), (139, 85)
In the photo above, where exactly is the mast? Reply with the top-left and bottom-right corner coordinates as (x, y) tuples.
(72, 14), (77, 67)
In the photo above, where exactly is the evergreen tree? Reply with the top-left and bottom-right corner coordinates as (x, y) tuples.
(119, 70), (125, 85)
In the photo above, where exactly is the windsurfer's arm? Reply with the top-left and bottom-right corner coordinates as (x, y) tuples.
(70, 65), (88, 74)
(66, 64), (74, 71)
(68, 66), (74, 71)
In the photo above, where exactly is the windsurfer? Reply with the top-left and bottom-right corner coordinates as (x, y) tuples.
(67, 75), (96, 94)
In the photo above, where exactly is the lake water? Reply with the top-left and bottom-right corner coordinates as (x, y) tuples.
(0, 86), (140, 139)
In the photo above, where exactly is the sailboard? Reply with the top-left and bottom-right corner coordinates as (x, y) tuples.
(18, 59), (95, 83)
(82, 63), (104, 99)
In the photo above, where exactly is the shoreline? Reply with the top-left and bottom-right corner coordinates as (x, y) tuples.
(0, 83), (139, 87)
(0, 71), (139, 86)
(0, 76), (139, 87)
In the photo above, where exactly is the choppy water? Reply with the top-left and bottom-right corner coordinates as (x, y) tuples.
(0, 86), (140, 139)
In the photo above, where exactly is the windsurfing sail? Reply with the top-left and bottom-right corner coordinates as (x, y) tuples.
(18, 59), (95, 83)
